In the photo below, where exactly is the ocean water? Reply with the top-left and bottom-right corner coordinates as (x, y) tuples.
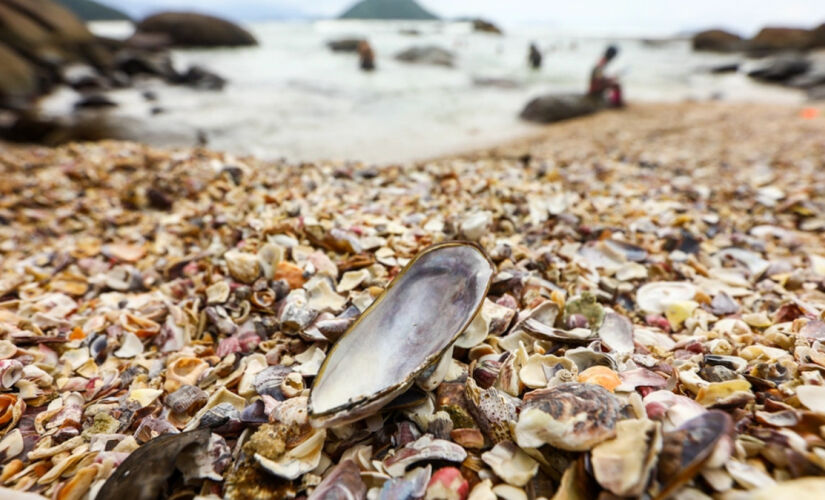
(67, 20), (807, 163)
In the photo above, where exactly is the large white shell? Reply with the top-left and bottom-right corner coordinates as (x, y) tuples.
(309, 242), (494, 427)
(636, 281), (696, 314)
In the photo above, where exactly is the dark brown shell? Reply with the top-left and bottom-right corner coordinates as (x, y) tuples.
(654, 410), (732, 500)
(96, 429), (210, 500)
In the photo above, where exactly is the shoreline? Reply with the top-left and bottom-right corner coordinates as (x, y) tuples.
(2, 100), (825, 498)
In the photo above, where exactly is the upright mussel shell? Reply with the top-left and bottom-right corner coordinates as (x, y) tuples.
(309, 242), (494, 427)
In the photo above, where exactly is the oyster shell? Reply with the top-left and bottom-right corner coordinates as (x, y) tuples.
(309, 242), (493, 427)
(514, 383), (620, 451)
(591, 419), (662, 497)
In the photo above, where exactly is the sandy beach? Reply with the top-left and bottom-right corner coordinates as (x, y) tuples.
(2, 101), (825, 498)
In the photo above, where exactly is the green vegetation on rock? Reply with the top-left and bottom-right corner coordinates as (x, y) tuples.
(339, 0), (438, 20)
(54, 0), (130, 21)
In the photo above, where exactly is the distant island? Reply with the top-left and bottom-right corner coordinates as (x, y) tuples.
(54, 0), (131, 21)
(339, 0), (438, 20)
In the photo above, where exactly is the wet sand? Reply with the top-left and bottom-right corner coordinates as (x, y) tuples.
(1, 101), (825, 498)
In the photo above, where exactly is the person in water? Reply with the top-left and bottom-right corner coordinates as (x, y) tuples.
(528, 42), (542, 69)
(588, 45), (623, 107)
(358, 40), (375, 71)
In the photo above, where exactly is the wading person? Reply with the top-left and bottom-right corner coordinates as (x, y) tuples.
(588, 45), (623, 107)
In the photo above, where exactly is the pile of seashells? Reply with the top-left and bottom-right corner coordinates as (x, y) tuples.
(1, 103), (825, 499)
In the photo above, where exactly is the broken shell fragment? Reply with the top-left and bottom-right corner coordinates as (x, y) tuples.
(164, 357), (209, 392)
(225, 249), (261, 283)
(206, 280), (231, 304)
(382, 434), (467, 477)
(114, 331), (144, 358)
(796, 385), (825, 414)
(0, 359), (23, 390)
(255, 428), (326, 480)
(514, 383), (621, 451)
(307, 459), (366, 500)
(309, 242), (493, 427)
(426, 467), (468, 500)
(655, 410), (732, 500)
(481, 441), (539, 487)
(597, 312), (634, 354)
(577, 366), (621, 392)
(591, 419), (662, 497)
(694, 379), (753, 408)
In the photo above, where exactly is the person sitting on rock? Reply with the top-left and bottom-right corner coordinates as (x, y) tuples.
(588, 45), (623, 107)
(358, 41), (375, 71)
(528, 42), (542, 69)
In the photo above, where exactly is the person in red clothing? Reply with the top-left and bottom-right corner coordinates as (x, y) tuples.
(588, 45), (623, 107)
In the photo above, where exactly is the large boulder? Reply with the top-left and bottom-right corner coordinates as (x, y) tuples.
(0, 44), (40, 108)
(0, 0), (95, 65)
(395, 46), (455, 67)
(0, 0), (112, 110)
(747, 54), (811, 83)
(519, 94), (604, 124)
(472, 19), (502, 35)
(747, 27), (813, 53)
(692, 29), (743, 52)
(810, 23), (825, 49)
(326, 38), (365, 53)
(136, 12), (257, 48)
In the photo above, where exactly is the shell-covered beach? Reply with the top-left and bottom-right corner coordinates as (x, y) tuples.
(2, 101), (825, 499)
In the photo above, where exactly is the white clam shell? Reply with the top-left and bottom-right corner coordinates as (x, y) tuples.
(636, 281), (696, 314)
(309, 242), (493, 427)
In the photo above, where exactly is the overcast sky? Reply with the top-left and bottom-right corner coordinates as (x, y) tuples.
(102, 0), (825, 36)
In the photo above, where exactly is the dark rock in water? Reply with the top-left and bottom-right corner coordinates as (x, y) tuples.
(519, 94), (603, 124)
(136, 11), (257, 48)
(177, 65), (226, 90)
(747, 55), (811, 83)
(74, 94), (117, 109)
(63, 64), (109, 90)
(809, 85), (825, 101)
(471, 18), (503, 35)
(787, 66), (825, 89)
(125, 32), (173, 51)
(748, 27), (814, 54)
(114, 50), (178, 80)
(395, 45), (455, 67)
(327, 38), (366, 52)
(692, 29), (743, 52)
(709, 63), (739, 74)
(473, 77), (521, 89)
